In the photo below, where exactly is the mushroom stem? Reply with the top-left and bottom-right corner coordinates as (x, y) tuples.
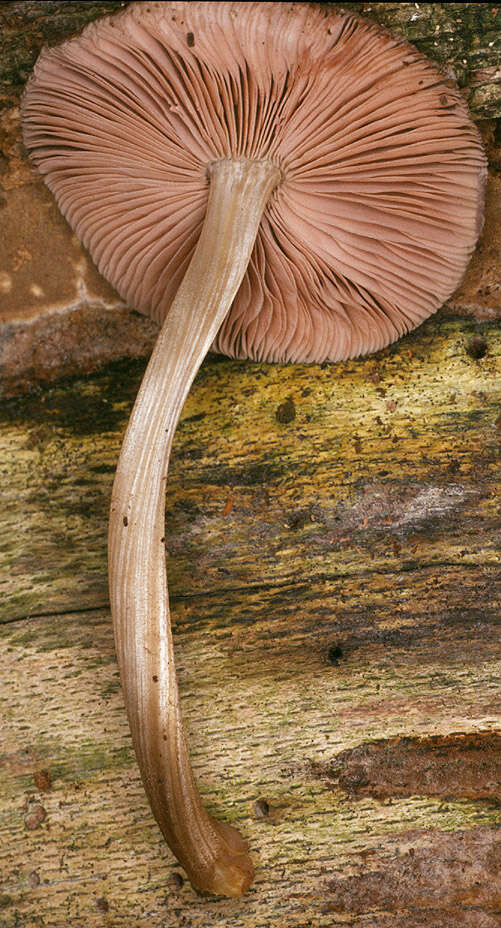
(108, 158), (280, 897)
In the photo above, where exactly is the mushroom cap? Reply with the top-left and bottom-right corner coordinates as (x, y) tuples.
(22, 1), (486, 363)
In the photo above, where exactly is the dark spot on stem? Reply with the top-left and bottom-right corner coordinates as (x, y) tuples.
(186, 31), (195, 46)
(152, 674), (158, 682)
(123, 515), (128, 527)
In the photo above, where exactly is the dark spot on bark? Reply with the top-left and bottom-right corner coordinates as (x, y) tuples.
(33, 768), (51, 791)
(177, 443), (203, 461)
(186, 31), (195, 46)
(96, 897), (109, 913)
(327, 644), (344, 665)
(28, 871), (40, 888)
(182, 410), (204, 424)
(90, 463), (116, 475)
(253, 798), (270, 818)
(276, 396), (296, 424)
(152, 674), (158, 682)
(391, 537), (401, 556)
(24, 804), (47, 830)
(123, 515), (128, 527)
(466, 335), (488, 359)
(213, 460), (285, 487)
(287, 508), (310, 530)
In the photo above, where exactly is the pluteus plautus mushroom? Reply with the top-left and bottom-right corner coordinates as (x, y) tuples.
(22, 0), (486, 897)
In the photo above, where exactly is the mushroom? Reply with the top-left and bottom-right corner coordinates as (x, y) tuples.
(22, 0), (486, 897)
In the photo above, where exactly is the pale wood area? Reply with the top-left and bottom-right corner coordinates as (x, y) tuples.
(0, 315), (500, 926)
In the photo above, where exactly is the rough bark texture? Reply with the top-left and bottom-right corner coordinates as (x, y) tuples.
(0, 2), (500, 925)
(1, 316), (500, 926)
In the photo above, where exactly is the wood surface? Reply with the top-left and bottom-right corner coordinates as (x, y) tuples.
(1, 314), (500, 926)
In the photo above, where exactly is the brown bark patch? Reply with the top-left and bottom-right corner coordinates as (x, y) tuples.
(33, 768), (51, 791)
(23, 803), (46, 830)
(325, 827), (501, 924)
(448, 173), (501, 321)
(313, 731), (501, 802)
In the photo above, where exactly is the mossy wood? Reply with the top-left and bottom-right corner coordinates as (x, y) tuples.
(0, 315), (500, 926)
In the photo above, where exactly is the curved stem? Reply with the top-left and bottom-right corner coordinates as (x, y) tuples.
(108, 158), (280, 896)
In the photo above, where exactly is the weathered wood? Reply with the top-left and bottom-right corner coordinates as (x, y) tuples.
(0, 315), (500, 926)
